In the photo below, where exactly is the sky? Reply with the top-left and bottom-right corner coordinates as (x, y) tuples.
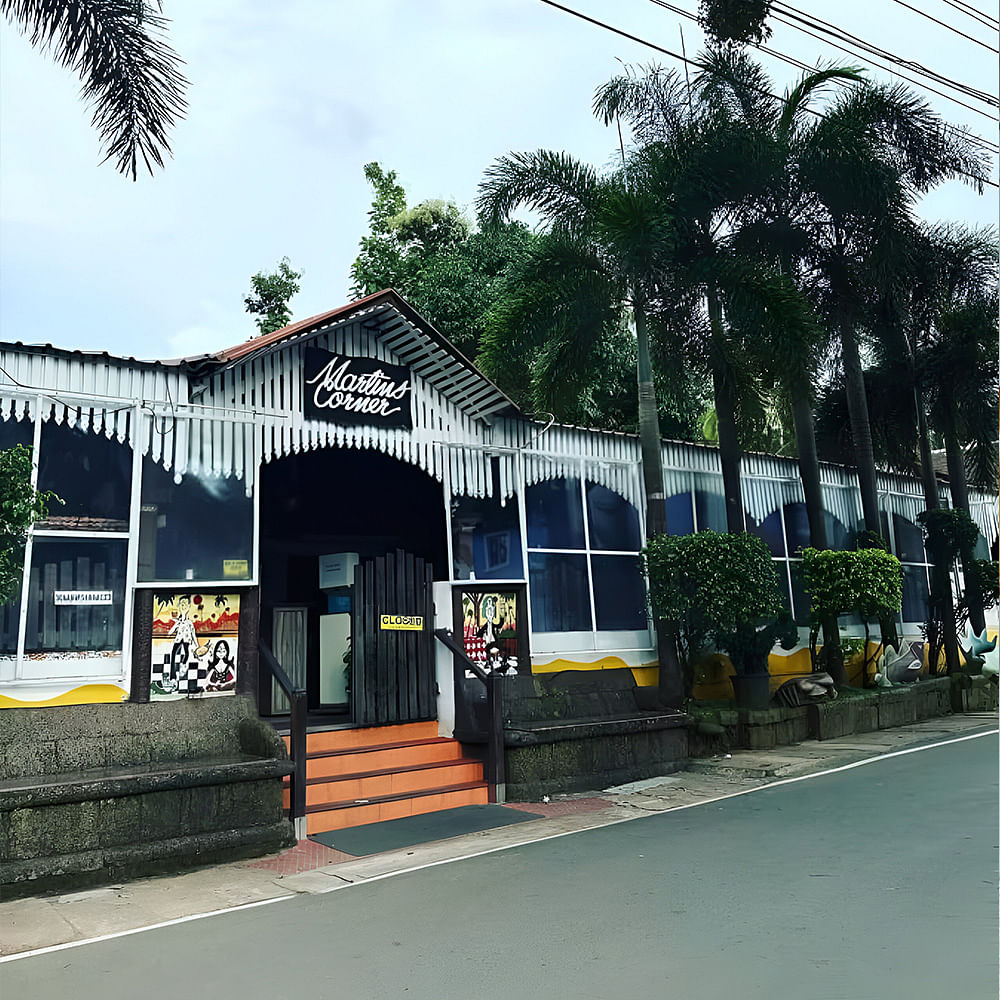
(1, 0), (997, 362)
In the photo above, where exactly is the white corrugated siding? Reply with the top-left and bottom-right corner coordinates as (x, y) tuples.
(3, 342), (997, 534)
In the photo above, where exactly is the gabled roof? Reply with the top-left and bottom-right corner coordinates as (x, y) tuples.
(191, 289), (519, 423)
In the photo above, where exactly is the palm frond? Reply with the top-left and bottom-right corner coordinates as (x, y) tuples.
(777, 64), (864, 142)
(476, 150), (601, 238)
(593, 62), (691, 145)
(2, 0), (188, 179)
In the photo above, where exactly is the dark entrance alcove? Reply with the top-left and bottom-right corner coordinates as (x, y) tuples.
(258, 447), (447, 716)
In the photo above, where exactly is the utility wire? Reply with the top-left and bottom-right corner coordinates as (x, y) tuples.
(649, 0), (999, 153)
(535, 0), (1000, 188)
(936, 0), (1000, 31)
(771, 2), (998, 110)
(890, 0), (1000, 50)
(767, 14), (998, 122)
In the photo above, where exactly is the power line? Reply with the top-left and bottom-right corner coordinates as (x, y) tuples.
(648, 0), (999, 154)
(890, 0), (1000, 50)
(775, 2), (997, 103)
(771, 3), (998, 112)
(534, 0), (1000, 188)
(936, 0), (1000, 32)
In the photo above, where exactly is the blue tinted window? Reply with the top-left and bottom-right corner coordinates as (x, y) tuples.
(138, 460), (253, 582)
(790, 560), (810, 625)
(893, 515), (925, 563)
(901, 565), (930, 622)
(526, 478), (585, 549)
(695, 490), (727, 532)
(826, 513), (853, 550)
(665, 493), (694, 536)
(779, 506), (852, 553)
(0, 594), (19, 654)
(528, 552), (591, 631)
(974, 533), (989, 560)
(0, 417), (32, 451)
(24, 538), (127, 652)
(38, 421), (132, 528)
(591, 555), (647, 630)
(451, 494), (524, 580)
(783, 503), (811, 557)
(585, 482), (641, 551)
(751, 511), (786, 557)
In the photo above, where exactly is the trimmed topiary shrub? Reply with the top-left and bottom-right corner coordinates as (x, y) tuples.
(801, 547), (903, 684)
(645, 530), (795, 697)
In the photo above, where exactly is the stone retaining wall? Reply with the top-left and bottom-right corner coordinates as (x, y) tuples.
(689, 677), (997, 755)
(0, 696), (294, 897)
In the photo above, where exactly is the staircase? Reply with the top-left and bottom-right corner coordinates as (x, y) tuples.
(283, 721), (489, 835)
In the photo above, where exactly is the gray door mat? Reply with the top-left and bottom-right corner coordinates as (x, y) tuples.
(309, 804), (543, 856)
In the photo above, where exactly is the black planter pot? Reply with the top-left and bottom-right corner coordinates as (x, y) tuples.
(730, 672), (772, 710)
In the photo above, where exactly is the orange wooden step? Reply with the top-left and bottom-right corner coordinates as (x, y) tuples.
(305, 738), (465, 778)
(305, 781), (490, 836)
(304, 759), (484, 807)
(281, 721), (439, 755)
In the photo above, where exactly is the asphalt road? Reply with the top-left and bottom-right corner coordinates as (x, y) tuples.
(6, 733), (997, 999)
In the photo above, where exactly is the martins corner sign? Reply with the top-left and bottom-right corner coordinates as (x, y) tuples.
(303, 347), (412, 429)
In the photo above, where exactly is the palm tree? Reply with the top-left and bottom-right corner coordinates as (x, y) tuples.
(792, 84), (990, 540)
(2, 1), (187, 179)
(691, 53), (869, 682)
(477, 151), (685, 705)
(594, 60), (780, 534)
(903, 223), (998, 638)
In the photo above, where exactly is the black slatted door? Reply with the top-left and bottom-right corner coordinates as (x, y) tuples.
(350, 549), (435, 725)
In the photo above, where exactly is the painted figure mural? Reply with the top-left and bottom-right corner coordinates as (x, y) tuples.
(150, 593), (240, 698)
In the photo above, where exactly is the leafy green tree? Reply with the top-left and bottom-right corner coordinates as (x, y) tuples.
(878, 223), (999, 638)
(801, 547), (903, 685)
(645, 530), (796, 695)
(349, 162), (408, 297)
(697, 0), (772, 47)
(349, 163), (538, 359)
(594, 62), (762, 534)
(476, 230), (706, 436)
(2, 0), (188, 179)
(244, 257), (302, 336)
(0, 445), (54, 604)
(478, 151), (677, 538)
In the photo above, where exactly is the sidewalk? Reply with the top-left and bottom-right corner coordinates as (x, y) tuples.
(2, 712), (995, 959)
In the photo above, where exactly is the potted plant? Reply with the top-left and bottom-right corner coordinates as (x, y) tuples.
(645, 530), (796, 709)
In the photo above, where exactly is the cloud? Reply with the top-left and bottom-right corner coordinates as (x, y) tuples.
(165, 323), (236, 361)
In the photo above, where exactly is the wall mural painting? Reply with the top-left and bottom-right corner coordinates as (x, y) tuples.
(150, 593), (240, 699)
(459, 588), (526, 675)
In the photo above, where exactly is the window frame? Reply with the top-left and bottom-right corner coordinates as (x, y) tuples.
(523, 456), (652, 652)
(2, 398), (144, 685)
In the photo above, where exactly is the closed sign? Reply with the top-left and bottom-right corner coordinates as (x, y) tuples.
(379, 614), (423, 631)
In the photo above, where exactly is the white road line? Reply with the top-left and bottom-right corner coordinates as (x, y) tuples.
(0, 895), (292, 964)
(3, 726), (995, 964)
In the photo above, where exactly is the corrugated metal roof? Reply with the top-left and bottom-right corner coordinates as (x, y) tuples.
(200, 289), (520, 422)
(0, 340), (182, 370)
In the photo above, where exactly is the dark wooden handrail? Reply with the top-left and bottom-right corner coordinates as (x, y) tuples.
(434, 628), (505, 802)
(259, 641), (307, 833)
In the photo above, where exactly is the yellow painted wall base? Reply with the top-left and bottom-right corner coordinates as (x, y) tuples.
(0, 684), (128, 709)
(529, 655), (658, 688)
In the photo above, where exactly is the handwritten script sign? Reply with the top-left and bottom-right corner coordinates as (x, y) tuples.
(303, 347), (412, 429)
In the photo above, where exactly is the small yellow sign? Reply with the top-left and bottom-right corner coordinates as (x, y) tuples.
(223, 559), (250, 579)
(379, 614), (423, 631)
